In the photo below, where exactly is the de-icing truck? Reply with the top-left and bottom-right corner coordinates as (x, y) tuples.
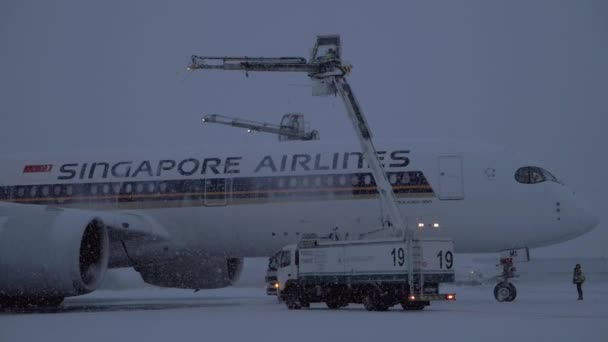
(186, 35), (457, 311)
(275, 236), (456, 311)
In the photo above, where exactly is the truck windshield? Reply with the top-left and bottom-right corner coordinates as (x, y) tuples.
(279, 251), (291, 267)
(268, 257), (278, 271)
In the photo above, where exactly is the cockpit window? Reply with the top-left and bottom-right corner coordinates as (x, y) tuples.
(515, 166), (560, 184)
(542, 169), (558, 183)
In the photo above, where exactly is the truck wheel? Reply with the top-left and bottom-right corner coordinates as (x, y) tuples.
(326, 299), (341, 309)
(374, 301), (389, 312)
(285, 297), (301, 310)
(363, 292), (388, 311)
(325, 300), (340, 310)
(363, 294), (376, 311)
(401, 302), (425, 311)
(494, 282), (516, 302)
(284, 290), (302, 310)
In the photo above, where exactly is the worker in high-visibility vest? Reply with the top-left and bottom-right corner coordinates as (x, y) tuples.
(572, 264), (586, 300)
(325, 48), (338, 60)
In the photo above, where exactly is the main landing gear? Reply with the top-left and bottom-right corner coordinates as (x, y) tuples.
(493, 257), (517, 302)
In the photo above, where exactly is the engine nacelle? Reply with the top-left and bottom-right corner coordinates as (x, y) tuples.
(136, 255), (243, 290)
(0, 203), (109, 298)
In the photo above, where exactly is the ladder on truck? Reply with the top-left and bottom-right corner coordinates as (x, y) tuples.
(202, 113), (319, 141)
(186, 35), (424, 299)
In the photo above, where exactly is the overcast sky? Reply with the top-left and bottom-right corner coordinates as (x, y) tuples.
(0, 0), (606, 257)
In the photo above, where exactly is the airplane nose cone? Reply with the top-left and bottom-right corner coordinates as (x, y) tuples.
(581, 210), (599, 233)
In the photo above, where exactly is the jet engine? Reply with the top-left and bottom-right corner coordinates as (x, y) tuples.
(0, 203), (109, 306)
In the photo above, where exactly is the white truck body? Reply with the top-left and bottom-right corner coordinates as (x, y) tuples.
(297, 238), (454, 282)
(276, 237), (455, 311)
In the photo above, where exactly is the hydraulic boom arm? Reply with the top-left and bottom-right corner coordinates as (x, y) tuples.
(187, 35), (409, 238)
(202, 114), (319, 141)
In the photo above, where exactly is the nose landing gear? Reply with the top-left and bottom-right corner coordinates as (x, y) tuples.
(494, 257), (518, 302)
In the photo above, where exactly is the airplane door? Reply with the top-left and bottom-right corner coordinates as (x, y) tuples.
(438, 156), (464, 200)
(204, 178), (231, 206)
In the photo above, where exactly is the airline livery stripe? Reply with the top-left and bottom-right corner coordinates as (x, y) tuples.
(7, 185), (432, 203)
(0, 171), (434, 208)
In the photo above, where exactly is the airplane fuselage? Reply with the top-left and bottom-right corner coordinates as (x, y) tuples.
(0, 140), (597, 263)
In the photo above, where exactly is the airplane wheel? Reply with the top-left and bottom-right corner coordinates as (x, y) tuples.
(506, 283), (517, 302)
(494, 282), (516, 302)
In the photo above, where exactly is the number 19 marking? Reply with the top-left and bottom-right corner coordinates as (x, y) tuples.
(391, 248), (405, 266)
(437, 250), (453, 269)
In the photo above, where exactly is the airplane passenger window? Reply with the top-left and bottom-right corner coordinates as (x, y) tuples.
(314, 176), (322, 187)
(389, 174), (397, 185)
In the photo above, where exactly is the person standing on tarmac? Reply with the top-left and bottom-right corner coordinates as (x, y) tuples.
(573, 264), (586, 300)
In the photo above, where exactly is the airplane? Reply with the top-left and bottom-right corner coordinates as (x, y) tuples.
(0, 138), (598, 307)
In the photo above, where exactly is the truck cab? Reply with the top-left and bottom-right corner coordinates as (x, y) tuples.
(275, 244), (298, 294)
(265, 251), (281, 295)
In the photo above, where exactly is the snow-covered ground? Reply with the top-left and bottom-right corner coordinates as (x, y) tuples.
(1, 280), (606, 342)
